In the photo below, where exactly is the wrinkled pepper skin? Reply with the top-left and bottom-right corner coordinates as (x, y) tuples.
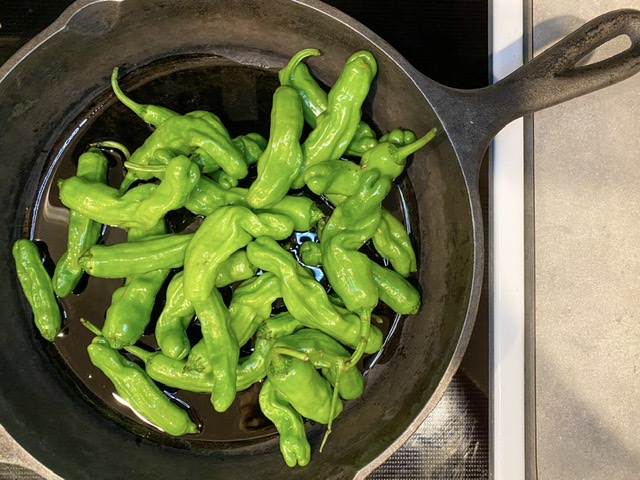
(232, 312), (304, 391)
(155, 251), (257, 360)
(301, 50), (378, 174)
(102, 222), (170, 350)
(272, 328), (365, 401)
(120, 111), (247, 191)
(246, 236), (383, 353)
(53, 147), (108, 297)
(259, 379), (311, 468)
(79, 233), (193, 278)
(246, 86), (305, 207)
(87, 336), (198, 436)
(320, 169), (391, 316)
(192, 289), (238, 413)
(229, 272), (282, 347)
(371, 209), (417, 278)
(267, 352), (342, 425)
(232, 132), (268, 166)
(12, 239), (61, 341)
(59, 155), (200, 231)
(279, 48), (377, 158)
(183, 205), (293, 304)
(299, 240), (420, 315)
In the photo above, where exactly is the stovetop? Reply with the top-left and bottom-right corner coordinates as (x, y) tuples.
(0, 1), (490, 478)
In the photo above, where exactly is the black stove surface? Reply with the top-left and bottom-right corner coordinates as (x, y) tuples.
(0, 1), (489, 478)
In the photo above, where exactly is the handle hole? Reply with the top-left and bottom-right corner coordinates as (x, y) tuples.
(575, 34), (632, 67)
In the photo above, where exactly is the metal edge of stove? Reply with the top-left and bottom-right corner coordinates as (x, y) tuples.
(488, 0), (529, 479)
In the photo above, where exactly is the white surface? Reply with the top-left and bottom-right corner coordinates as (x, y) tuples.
(489, 0), (526, 479)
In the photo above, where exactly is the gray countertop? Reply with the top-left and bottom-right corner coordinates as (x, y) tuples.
(532, 1), (640, 479)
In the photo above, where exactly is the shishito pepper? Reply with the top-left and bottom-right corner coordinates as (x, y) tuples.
(119, 111), (246, 192)
(58, 154), (200, 232)
(155, 251), (257, 360)
(299, 240), (421, 315)
(192, 289), (238, 413)
(53, 147), (108, 297)
(267, 351), (343, 425)
(12, 239), (61, 341)
(319, 169), (392, 367)
(102, 220), (170, 350)
(246, 85), (305, 207)
(245, 236), (384, 353)
(182, 205), (294, 304)
(87, 336), (198, 436)
(79, 232), (194, 278)
(259, 379), (311, 468)
(300, 50), (378, 174)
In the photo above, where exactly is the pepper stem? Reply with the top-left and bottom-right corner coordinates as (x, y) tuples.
(346, 309), (372, 369)
(90, 140), (131, 161)
(277, 48), (322, 86)
(80, 318), (103, 336)
(123, 161), (168, 174)
(396, 126), (438, 161)
(270, 346), (310, 363)
(320, 360), (346, 453)
(123, 345), (154, 363)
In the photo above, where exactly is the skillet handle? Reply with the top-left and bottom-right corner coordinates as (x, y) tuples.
(492, 8), (640, 118)
(429, 9), (640, 181)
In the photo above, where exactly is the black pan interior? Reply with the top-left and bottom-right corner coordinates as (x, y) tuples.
(0, 1), (477, 478)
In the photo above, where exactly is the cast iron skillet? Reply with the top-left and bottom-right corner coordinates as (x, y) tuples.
(0, 1), (639, 479)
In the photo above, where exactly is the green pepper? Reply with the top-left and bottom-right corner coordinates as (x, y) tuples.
(259, 379), (311, 468)
(299, 240), (420, 315)
(186, 179), (323, 231)
(232, 132), (268, 166)
(245, 236), (383, 353)
(229, 272), (281, 347)
(183, 205), (294, 304)
(87, 336), (198, 436)
(371, 209), (417, 278)
(52, 147), (109, 297)
(267, 351), (342, 425)
(279, 49), (377, 158)
(319, 170), (392, 367)
(79, 233), (193, 278)
(192, 289), (238, 413)
(58, 155), (200, 231)
(155, 251), (257, 360)
(120, 112), (246, 192)
(272, 328), (365, 401)
(102, 222), (170, 349)
(12, 239), (61, 341)
(111, 68), (178, 127)
(246, 85), (305, 207)
(300, 50), (378, 174)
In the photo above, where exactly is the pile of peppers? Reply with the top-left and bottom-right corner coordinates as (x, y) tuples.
(11, 48), (436, 468)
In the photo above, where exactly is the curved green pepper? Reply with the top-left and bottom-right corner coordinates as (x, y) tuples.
(245, 236), (383, 353)
(59, 155), (200, 231)
(53, 147), (109, 297)
(229, 272), (281, 347)
(79, 233), (193, 278)
(87, 336), (198, 436)
(155, 251), (257, 360)
(120, 112), (246, 191)
(12, 239), (61, 341)
(192, 289), (238, 413)
(371, 209), (417, 278)
(267, 352), (342, 425)
(246, 85), (305, 207)
(301, 50), (378, 174)
(259, 379), (311, 468)
(183, 205), (293, 304)
(111, 67), (178, 127)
